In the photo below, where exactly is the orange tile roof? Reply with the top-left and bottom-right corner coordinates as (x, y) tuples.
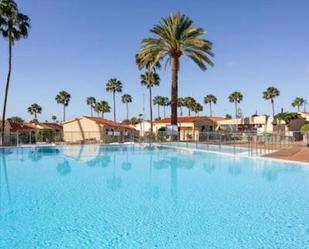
(155, 116), (225, 123)
(9, 122), (35, 132)
(40, 123), (63, 130)
(84, 116), (135, 130)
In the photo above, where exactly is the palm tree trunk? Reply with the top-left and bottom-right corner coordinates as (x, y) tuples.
(149, 87), (153, 133)
(102, 112), (104, 119)
(164, 105), (166, 117)
(63, 105), (66, 121)
(113, 92), (116, 122)
(35, 113), (37, 119)
(126, 103), (129, 120)
(1, 35), (12, 145)
(188, 108), (191, 116)
(171, 57), (179, 125)
(235, 102), (238, 118)
(271, 99), (275, 117)
(180, 107), (183, 116)
(209, 103), (212, 117)
(157, 105), (160, 119)
(297, 106), (300, 112)
(91, 106), (93, 117)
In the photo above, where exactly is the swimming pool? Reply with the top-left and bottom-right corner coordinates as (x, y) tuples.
(0, 145), (308, 248)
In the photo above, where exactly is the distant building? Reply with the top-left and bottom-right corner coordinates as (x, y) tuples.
(217, 115), (306, 135)
(298, 112), (309, 121)
(132, 120), (152, 136)
(154, 116), (225, 141)
(217, 115), (269, 132)
(62, 116), (137, 143)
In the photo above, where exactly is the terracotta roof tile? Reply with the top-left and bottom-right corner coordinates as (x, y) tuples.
(84, 116), (135, 130)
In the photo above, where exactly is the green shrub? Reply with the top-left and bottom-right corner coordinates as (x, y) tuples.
(300, 124), (309, 135)
(275, 112), (299, 124)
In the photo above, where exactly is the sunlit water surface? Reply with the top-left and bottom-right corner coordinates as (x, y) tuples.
(0, 145), (308, 249)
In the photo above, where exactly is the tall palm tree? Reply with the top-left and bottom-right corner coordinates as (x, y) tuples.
(292, 97), (305, 112)
(177, 97), (185, 116)
(86, 97), (96, 117)
(153, 96), (163, 118)
(140, 72), (160, 133)
(106, 78), (122, 122)
(27, 103), (42, 119)
(138, 13), (214, 126)
(191, 102), (203, 116)
(228, 91), (243, 118)
(262, 86), (280, 117)
(55, 90), (71, 122)
(0, 0), (30, 144)
(162, 97), (170, 117)
(121, 94), (132, 120)
(95, 100), (111, 118)
(204, 94), (217, 117)
(184, 97), (196, 116)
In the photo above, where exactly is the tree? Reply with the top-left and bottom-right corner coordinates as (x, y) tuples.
(140, 72), (160, 133)
(153, 96), (163, 118)
(94, 100), (111, 119)
(27, 103), (42, 119)
(55, 90), (71, 121)
(86, 97), (96, 117)
(228, 91), (243, 118)
(0, 0), (30, 144)
(121, 94), (132, 120)
(275, 112), (298, 124)
(204, 94), (217, 117)
(8, 116), (23, 123)
(291, 97), (304, 112)
(51, 115), (57, 122)
(184, 97), (196, 116)
(162, 97), (170, 117)
(262, 86), (280, 117)
(225, 114), (232, 119)
(138, 13), (214, 126)
(191, 102), (203, 116)
(300, 124), (309, 135)
(177, 97), (185, 116)
(106, 78), (122, 122)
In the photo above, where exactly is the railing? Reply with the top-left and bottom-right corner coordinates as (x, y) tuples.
(154, 130), (307, 156)
(1, 130), (308, 157)
(1, 130), (140, 146)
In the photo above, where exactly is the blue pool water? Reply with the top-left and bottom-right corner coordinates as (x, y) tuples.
(0, 145), (308, 248)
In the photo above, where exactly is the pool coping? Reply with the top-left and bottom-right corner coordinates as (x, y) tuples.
(155, 143), (309, 167)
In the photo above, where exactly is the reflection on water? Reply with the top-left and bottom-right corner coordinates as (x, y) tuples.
(142, 152), (160, 200)
(28, 147), (60, 162)
(121, 150), (132, 171)
(121, 162), (132, 171)
(228, 164), (241, 176)
(203, 162), (216, 174)
(87, 155), (111, 168)
(28, 150), (43, 162)
(0, 152), (11, 212)
(106, 155), (122, 191)
(56, 160), (71, 176)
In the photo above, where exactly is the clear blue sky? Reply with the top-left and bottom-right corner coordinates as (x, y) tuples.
(1, 0), (309, 121)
